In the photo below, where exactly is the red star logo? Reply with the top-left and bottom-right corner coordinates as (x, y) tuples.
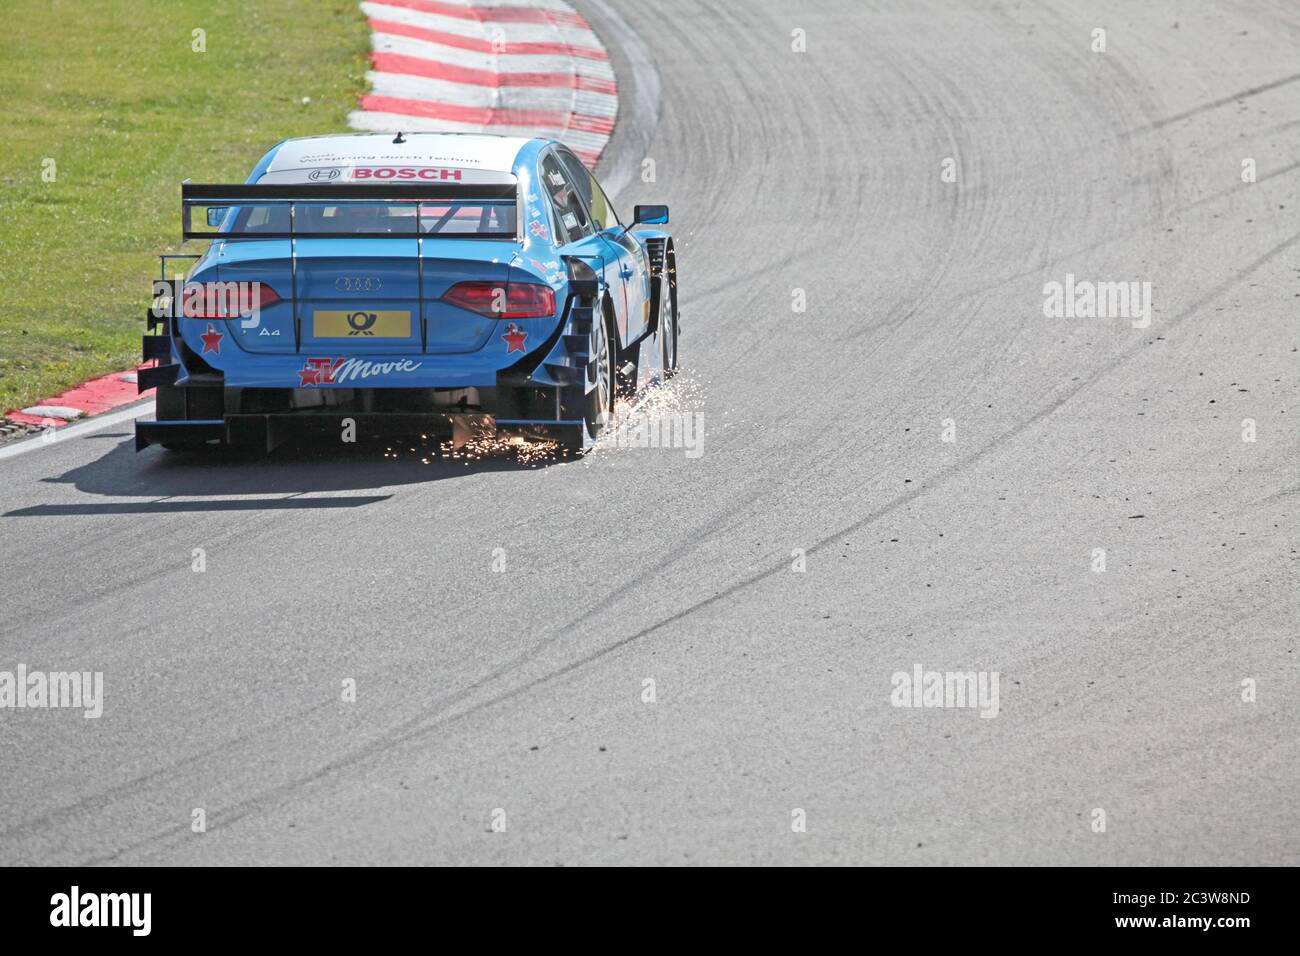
(529, 220), (548, 240)
(502, 323), (528, 353)
(200, 323), (223, 354)
(297, 358), (341, 387)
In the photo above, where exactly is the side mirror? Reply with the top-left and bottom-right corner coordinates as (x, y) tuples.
(206, 207), (228, 227)
(633, 204), (669, 225)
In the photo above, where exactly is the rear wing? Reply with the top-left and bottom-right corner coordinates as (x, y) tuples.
(181, 182), (520, 241)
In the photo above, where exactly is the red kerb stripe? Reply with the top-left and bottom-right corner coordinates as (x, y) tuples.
(369, 18), (608, 59)
(375, 0), (588, 29)
(361, 94), (564, 127)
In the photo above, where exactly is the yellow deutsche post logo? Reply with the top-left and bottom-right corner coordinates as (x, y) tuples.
(313, 310), (410, 338)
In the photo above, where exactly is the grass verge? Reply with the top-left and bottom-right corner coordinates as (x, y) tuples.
(0, 0), (367, 412)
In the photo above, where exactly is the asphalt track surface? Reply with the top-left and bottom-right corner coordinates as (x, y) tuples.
(2, 1), (1298, 865)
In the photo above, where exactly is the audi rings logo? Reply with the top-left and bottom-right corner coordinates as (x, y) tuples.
(346, 311), (378, 335)
(307, 167), (341, 182)
(335, 276), (382, 293)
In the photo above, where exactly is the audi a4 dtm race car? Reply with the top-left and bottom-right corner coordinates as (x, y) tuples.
(136, 132), (678, 454)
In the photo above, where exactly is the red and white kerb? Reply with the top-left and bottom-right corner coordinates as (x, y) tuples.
(348, 0), (618, 168)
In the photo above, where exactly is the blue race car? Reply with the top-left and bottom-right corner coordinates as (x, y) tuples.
(136, 132), (677, 453)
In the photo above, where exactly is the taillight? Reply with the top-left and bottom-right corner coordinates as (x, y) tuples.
(253, 284), (281, 310)
(442, 281), (555, 319)
(182, 282), (281, 319)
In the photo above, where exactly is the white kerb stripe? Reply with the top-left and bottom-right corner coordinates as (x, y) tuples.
(370, 32), (614, 80)
(362, 2), (602, 49)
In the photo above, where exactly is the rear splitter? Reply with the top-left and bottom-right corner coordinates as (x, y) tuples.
(135, 413), (587, 454)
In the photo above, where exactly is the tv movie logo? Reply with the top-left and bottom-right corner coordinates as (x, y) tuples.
(298, 357), (422, 387)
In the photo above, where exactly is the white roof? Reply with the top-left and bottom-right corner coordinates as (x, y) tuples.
(263, 133), (532, 178)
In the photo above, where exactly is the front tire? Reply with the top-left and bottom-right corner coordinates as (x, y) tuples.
(583, 308), (616, 438)
(658, 265), (678, 378)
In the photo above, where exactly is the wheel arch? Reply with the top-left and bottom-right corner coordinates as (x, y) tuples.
(645, 236), (676, 337)
(602, 286), (626, 353)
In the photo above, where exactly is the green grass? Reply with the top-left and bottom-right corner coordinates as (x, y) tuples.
(0, 0), (368, 412)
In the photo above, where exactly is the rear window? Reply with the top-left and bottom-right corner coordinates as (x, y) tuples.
(232, 202), (517, 236)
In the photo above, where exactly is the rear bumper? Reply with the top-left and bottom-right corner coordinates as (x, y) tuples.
(197, 354), (512, 391)
(135, 413), (586, 452)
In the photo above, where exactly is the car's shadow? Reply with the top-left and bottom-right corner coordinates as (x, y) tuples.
(8, 430), (572, 517)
